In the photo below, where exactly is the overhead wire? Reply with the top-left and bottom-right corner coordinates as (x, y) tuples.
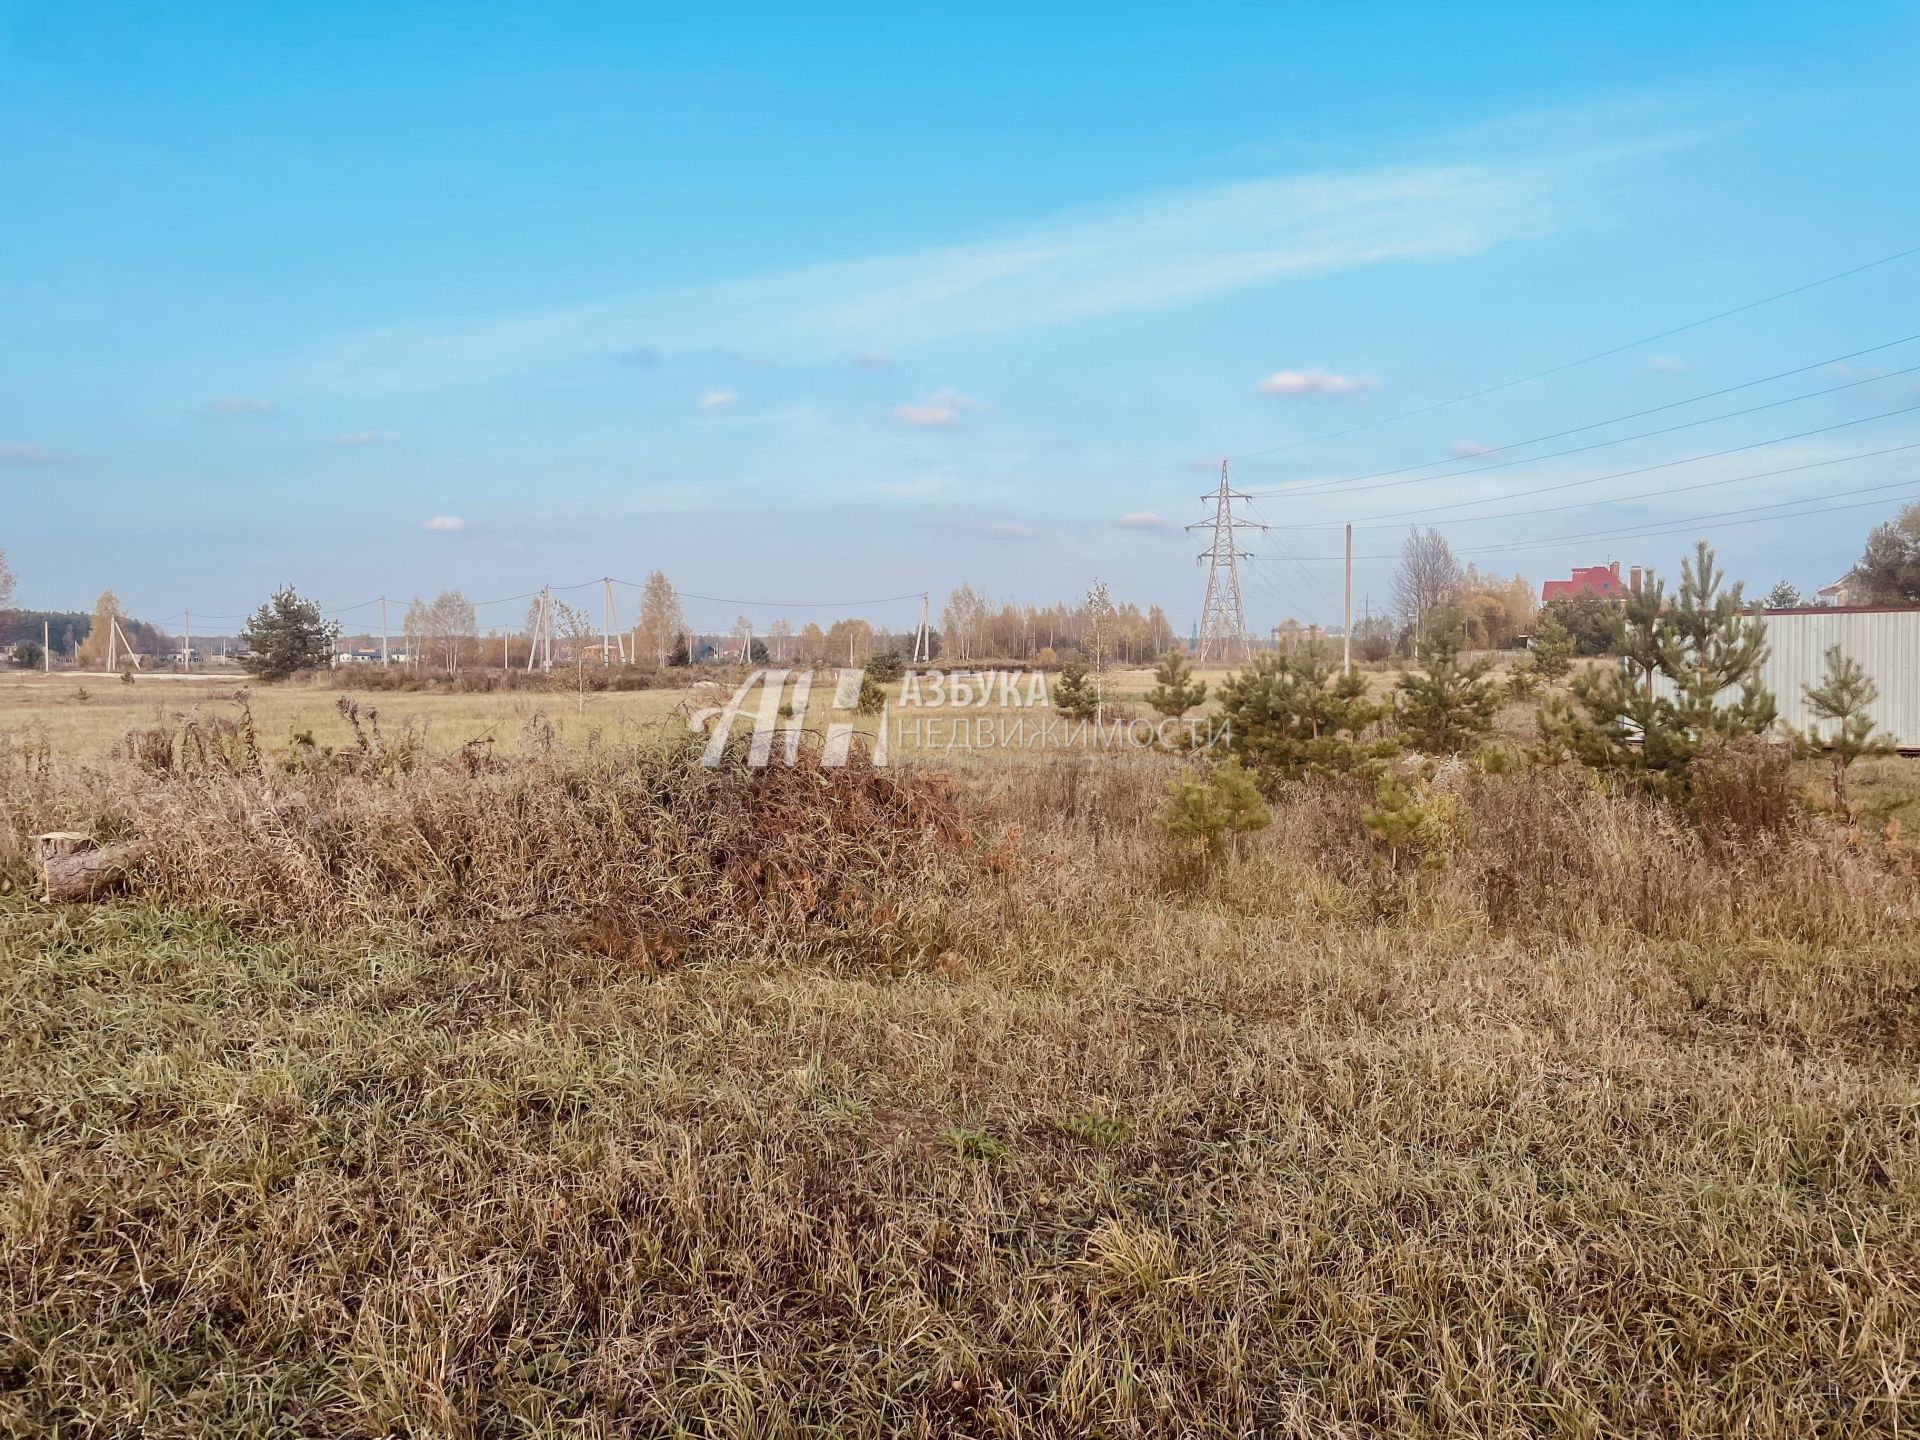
(1278, 487), (1919, 562)
(1242, 331), (1920, 497)
(1329, 438), (1920, 533)
(1225, 241), (1920, 463)
(1284, 400), (1920, 530)
(1246, 357), (1920, 501)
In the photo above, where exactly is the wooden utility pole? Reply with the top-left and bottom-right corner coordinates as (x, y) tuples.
(43, 620), (50, 672)
(913, 593), (933, 664)
(380, 596), (389, 666)
(183, 609), (191, 673)
(1343, 523), (1353, 675)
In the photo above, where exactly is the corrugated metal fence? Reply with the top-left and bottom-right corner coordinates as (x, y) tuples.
(1649, 608), (1920, 750)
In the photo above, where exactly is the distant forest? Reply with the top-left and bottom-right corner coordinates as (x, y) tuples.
(2, 610), (172, 656)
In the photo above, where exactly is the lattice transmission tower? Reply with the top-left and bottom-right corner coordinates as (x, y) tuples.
(1187, 461), (1266, 663)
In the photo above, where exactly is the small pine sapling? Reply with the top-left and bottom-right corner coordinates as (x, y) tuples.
(1528, 609), (1575, 680)
(1556, 543), (1776, 805)
(1214, 644), (1397, 780)
(1145, 649), (1207, 719)
(1053, 661), (1099, 720)
(1157, 759), (1271, 875)
(1802, 645), (1894, 819)
(1394, 613), (1500, 754)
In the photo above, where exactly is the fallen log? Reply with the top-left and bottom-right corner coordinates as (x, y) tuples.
(35, 832), (147, 903)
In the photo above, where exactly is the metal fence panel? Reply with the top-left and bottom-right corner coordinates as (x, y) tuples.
(1648, 610), (1920, 749)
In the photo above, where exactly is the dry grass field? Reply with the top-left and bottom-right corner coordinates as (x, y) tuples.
(3, 678), (1919, 1436)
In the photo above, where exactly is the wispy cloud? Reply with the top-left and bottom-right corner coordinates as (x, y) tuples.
(1117, 511), (1168, 529)
(1646, 355), (1687, 372)
(854, 351), (892, 370)
(332, 430), (399, 446)
(0, 442), (56, 466)
(1258, 367), (1377, 397)
(699, 390), (737, 410)
(1451, 439), (1499, 459)
(212, 396), (276, 414)
(423, 515), (467, 533)
(297, 151), (1576, 394)
(990, 521), (1043, 539)
(894, 387), (979, 428)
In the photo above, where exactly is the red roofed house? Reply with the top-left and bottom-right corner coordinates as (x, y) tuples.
(1542, 561), (1633, 603)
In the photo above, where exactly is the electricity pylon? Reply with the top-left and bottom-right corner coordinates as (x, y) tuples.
(1187, 461), (1265, 663)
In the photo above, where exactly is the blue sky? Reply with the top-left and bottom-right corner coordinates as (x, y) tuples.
(3, 1), (1918, 637)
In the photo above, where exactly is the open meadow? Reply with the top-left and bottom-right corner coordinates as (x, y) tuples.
(3, 664), (1918, 1437)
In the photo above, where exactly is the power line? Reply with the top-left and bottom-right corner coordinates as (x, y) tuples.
(1332, 438), (1920, 533)
(610, 578), (926, 610)
(1226, 242), (1920, 463)
(1249, 349), (1920, 500)
(1284, 487), (1918, 562)
(1244, 497), (1344, 612)
(1242, 556), (1323, 622)
(1445, 488), (1920, 561)
(1289, 399), (1920, 530)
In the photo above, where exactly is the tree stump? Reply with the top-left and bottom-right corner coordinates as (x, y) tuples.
(35, 832), (145, 903)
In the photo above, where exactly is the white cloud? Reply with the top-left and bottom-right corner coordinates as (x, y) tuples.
(1646, 355), (1686, 372)
(1258, 367), (1377, 397)
(0, 442), (54, 465)
(332, 430), (399, 445)
(297, 150), (1578, 393)
(699, 390), (737, 410)
(854, 352), (892, 370)
(894, 387), (979, 428)
(212, 396), (276, 414)
(1451, 439), (1499, 459)
(1117, 511), (1168, 529)
(423, 515), (467, 532)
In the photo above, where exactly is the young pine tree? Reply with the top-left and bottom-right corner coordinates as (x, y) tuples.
(1394, 611), (1500, 754)
(1157, 759), (1271, 872)
(241, 586), (340, 681)
(1216, 644), (1396, 780)
(1803, 645), (1894, 818)
(1527, 608), (1575, 680)
(1144, 649), (1207, 718)
(1550, 542), (1775, 803)
(1052, 660), (1099, 720)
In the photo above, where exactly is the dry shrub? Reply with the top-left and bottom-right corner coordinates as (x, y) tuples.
(1266, 761), (1911, 947)
(2, 715), (969, 961)
(971, 755), (1172, 843)
(1690, 734), (1796, 842)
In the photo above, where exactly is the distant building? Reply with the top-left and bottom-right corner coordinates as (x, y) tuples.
(1816, 577), (1855, 607)
(1542, 561), (1635, 603)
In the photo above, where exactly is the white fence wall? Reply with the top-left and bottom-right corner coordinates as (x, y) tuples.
(1649, 608), (1920, 750)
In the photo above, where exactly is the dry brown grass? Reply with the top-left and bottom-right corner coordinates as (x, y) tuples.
(2, 717), (1918, 1436)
